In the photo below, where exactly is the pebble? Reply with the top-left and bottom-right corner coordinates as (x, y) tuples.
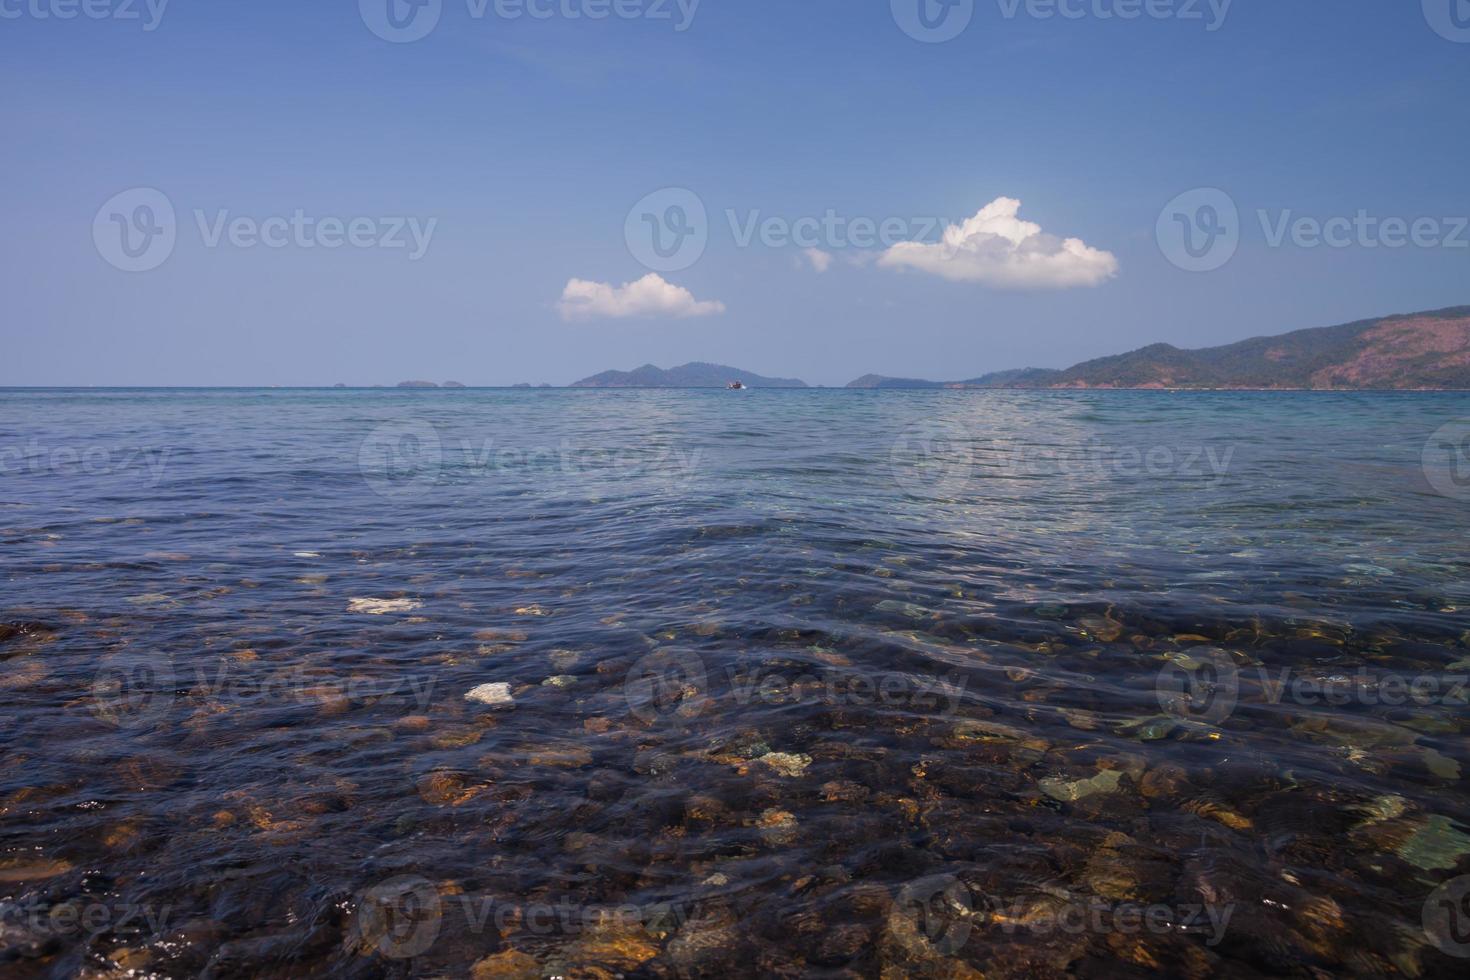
(757, 808), (799, 844)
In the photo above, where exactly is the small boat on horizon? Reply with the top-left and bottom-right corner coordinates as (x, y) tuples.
(727, 381), (746, 390)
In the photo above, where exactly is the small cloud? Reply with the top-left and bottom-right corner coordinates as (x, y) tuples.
(878, 197), (1118, 289)
(800, 248), (833, 273)
(557, 273), (726, 321)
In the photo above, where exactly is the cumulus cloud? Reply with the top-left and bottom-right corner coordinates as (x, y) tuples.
(878, 197), (1118, 289)
(557, 273), (726, 320)
(801, 248), (833, 273)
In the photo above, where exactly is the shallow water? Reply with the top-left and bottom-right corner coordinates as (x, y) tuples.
(3, 388), (1470, 978)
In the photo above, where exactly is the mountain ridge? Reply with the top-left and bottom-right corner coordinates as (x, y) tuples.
(844, 306), (1470, 390)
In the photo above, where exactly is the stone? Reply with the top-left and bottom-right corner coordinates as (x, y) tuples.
(757, 808), (799, 845)
(471, 949), (541, 979)
(466, 683), (514, 706)
(347, 597), (422, 615)
(756, 752), (812, 777)
(1398, 815), (1470, 871)
(1039, 768), (1123, 803)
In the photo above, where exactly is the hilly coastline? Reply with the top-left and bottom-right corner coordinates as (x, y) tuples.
(845, 306), (1470, 390)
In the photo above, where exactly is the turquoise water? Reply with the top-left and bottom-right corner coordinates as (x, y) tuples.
(2, 389), (1470, 977)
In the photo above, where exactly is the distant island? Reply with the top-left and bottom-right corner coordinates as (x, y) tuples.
(571, 362), (808, 389)
(845, 306), (1470, 390)
(396, 381), (467, 389)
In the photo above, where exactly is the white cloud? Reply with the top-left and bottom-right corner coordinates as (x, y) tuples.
(557, 273), (726, 320)
(878, 197), (1118, 289)
(801, 248), (833, 273)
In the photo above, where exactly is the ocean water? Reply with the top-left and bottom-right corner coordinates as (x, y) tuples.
(3, 388), (1470, 978)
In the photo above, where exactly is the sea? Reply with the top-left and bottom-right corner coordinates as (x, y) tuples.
(3, 387), (1470, 977)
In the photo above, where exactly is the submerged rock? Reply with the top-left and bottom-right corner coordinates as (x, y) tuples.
(1039, 768), (1123, 803)
(547, 649), (582, 671)
(347, 597), (422, 615)
(757, 809), (799, 845)
(756, 752), (813, 777)
(1422, 747), (1461, 780)
(0, 856), (74, 882)
(466, 683), (514, 706)
(1397, 815), (1470, 871)
(470, 949), (541, 979)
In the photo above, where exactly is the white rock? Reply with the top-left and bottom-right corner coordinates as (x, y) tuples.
(348, 597), (422, 615)
(466, 683), (514, 706)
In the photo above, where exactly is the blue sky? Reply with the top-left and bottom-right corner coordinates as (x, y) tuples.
(2, 0), (1468, 385)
